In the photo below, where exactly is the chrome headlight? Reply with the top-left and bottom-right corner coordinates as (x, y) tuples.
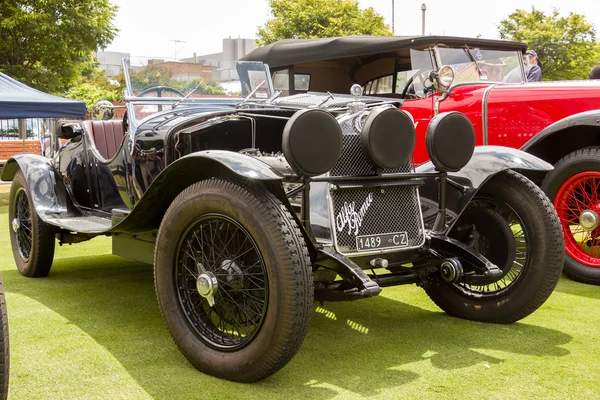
(433, 65), (455, 92)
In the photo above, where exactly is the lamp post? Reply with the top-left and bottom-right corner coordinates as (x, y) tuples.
(392, 0), (395, 35)
(421, 4), (426, 36)
(169, 39), (186, 61)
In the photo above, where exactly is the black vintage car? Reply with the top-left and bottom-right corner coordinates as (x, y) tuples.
(2, 60), (563, 382)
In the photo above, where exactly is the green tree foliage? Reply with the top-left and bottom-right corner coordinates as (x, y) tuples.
(257, 0), (392, 46)
(499, 7), (600, 80)
(0, 0), (118, 93)
(122, 65), (226, 95)
(63, 64), (121, 113)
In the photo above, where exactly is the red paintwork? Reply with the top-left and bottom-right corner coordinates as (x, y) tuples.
(402, 80), (600, 164)
(554, 171), (600, 267)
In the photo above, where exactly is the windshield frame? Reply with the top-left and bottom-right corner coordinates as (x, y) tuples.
(432, 45), (526, 85)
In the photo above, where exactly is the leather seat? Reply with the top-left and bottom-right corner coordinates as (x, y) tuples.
(83, 120), (125, 160)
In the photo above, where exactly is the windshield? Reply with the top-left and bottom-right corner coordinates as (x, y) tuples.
(436, 47), (524, 83)
(123, 60), (272, 122)
(363, 48), (435, 98)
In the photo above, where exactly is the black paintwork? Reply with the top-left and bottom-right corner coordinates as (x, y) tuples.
(416, 146), (553, 232)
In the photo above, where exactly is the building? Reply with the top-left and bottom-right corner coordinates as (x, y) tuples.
(180, 38), (257, 83)
(95, 51), (130, 77)
(145, 60), (216, 82)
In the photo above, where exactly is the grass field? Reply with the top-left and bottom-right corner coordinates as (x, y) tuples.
(0, 205), (599, 399)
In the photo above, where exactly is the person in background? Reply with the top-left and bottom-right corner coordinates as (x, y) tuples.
(524, 50), (542, 82)
(589, 66), (600, 79)
(478, 59), (506, 81)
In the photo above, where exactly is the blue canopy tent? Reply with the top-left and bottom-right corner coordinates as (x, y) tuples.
(0, 72), (87, 167)
(0, 71), (86, 118)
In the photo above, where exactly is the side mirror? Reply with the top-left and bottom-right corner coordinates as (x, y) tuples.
(93, 100), (115, 120)
(56, 122), (83, 140)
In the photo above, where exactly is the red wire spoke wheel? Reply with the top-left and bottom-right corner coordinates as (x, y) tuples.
(554, 172), (600, 267)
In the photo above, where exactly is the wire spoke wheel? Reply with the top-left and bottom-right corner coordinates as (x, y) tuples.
(425, 170), (562, 323)
(554, 172), (600, 268)
(175, 214), (268, 350)
(8, 171), (55, 277)
(454, 197), (529, 297)
(154, 178), (313, 382)
(13, 188), (33, 261)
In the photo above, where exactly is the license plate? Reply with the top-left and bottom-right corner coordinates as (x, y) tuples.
(355, 231), (409, 251)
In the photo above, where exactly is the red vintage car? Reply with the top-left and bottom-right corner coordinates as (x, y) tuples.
(241, 35), (600, 284)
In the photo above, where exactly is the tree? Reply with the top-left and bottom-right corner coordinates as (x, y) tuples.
(63, 66), (121, 113)
(257, 0), (392, 46)
(0, 0), (118, 93)
(120, 65), (226, 96)
(498, 7), (600, 81)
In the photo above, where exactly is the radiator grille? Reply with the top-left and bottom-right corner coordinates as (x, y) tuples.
(330, 186), (425, 255)
(330, 114), (411, 177)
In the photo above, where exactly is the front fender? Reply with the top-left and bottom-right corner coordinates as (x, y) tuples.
(0, 154), (70, 218)
(416, 146), (553, 233)
(113, 150), (285, 232)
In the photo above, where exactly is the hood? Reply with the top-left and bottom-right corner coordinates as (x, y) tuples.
(273, 92), (402, 109)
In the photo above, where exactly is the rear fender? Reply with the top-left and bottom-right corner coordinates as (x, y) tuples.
(0, 154), (70, 219)
(113, 150), (288, 232)
(416, 146), (553, 233)
(522, 109), (600, 151)
(521, 110), (600, 165)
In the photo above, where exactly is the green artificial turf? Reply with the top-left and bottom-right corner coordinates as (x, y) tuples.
(0, 206), (599, 399)
(0, 192), (8, 208)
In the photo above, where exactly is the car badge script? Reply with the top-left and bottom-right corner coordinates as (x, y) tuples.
(336, 193), (374, 236)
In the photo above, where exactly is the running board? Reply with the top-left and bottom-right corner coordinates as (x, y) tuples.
(45, 215), (112, 233)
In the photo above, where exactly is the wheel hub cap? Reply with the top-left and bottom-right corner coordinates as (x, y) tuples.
(579, 210), (599, 231)
(11, 218), (20, 233)
(196, 272), (218, 307)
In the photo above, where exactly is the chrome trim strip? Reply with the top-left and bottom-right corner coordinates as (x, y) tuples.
(481, 83), (498, 145)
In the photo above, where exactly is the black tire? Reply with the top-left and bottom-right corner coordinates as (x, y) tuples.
(0, 274), (9, 400)
(541, 147), (600, 284)
(154, 178), (313, 382)
(425, 170), (564, 323)
(8, 171), (55, 277)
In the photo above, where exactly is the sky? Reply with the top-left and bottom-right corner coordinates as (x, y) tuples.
(104, 0), (600, 63)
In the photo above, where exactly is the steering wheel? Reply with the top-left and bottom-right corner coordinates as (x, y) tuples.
(137, 86), (185, 112)
(401, 69), (432, 99)
(138, 86), (185, 98)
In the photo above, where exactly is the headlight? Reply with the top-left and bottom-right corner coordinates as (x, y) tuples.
(282, 109), (343, 177)
(360, 106), (416, 170)
(436, 65), (455, 91)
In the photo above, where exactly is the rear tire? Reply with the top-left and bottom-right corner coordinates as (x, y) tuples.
(541, 147), (600, 284)
(154, 178), (313, 382)
(425, 170), (563, 323)
(8, 171), (55, 277)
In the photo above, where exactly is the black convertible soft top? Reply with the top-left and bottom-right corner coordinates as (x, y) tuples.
(240, 35), (528, 69)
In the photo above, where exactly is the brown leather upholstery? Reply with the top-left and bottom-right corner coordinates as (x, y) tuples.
(83, 120), (125, 160)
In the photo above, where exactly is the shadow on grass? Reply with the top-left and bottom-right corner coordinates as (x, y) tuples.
(554, 277), (600, 300)
(3, 254), (573, 399)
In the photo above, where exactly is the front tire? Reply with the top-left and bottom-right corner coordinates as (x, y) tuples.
(154, 178), (313, 382)
(541, 147), (600, 284)
(8, 171), (55, 277)
(425, 170), (563, 323)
